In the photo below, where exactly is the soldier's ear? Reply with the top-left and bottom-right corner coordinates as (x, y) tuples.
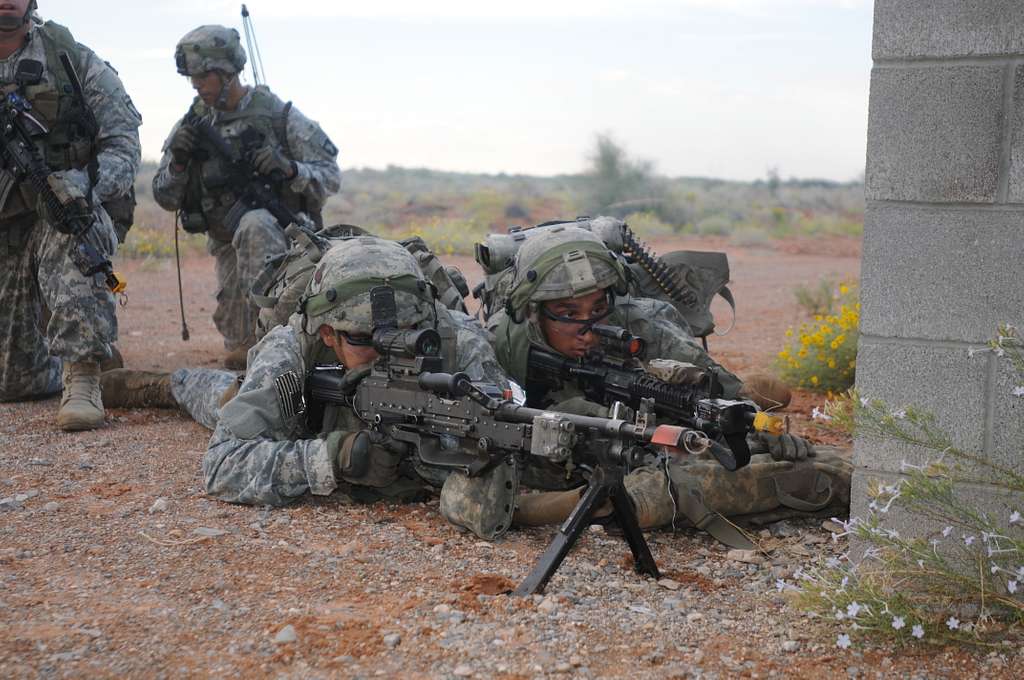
(318, 325), (339, 347)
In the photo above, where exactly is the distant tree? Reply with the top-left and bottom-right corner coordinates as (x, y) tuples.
(583, 133), (664, 219)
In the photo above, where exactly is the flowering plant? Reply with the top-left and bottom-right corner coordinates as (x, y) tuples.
(776, 281), (859, 392)
(793, 326), (1023, 647)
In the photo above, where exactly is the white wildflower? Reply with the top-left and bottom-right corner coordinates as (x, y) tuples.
(846, 602), (862, 618)
(964, 535), (975, 546)
(942, 526), (953, 537)
(917, 559), (925, 568)
(811, 406), (833, 422)
(835, 609), (845, 620)
(892, 409), (907, 419)
(836, 633), (852, 650)
(912, 624), (924, 639)
(1009, 581), (1019, 594)
(775, 579), (787, 592)
(946, 616), (960, 630)
(1012, 386), (1024, 398)
(826, 557), (842, 569)
(891, 616), (905, 630)
(859, 396), (869, 407)
(1010, 510), (1021, 525)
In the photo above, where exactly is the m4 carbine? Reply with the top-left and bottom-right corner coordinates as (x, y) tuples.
(525, 325), (783, 470)
(305, 287), (730, 595)
(0, 61), (124, 293)
(182, 110), (318, 239)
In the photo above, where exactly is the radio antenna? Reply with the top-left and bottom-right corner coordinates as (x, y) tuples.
(240, 4), (267, 86)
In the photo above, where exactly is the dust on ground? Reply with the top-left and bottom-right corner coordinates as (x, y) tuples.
(1, 235), (1017, 678)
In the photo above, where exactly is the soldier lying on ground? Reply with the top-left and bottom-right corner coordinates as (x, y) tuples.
(0, 0), (141, 431)
(485, 226), (852, 546)
(152, 25), (341, 370)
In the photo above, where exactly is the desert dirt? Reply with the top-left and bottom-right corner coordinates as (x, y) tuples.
(1, 235), (1017, 679)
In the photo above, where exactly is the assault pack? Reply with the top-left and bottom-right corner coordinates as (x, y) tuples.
(473, 216), (735, 346)
(250, 224), (471, 338)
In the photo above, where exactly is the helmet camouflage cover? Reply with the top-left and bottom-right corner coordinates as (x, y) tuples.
(302, 237), (435, 334)
(175, 25), (247, 76)
(506, 226), (627, 312)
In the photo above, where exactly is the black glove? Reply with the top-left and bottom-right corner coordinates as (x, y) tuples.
(326, 430), (407, 488)
(252, 145), (297, 180)
(169, 125), (197, 167)
(751, 432), (816, 462)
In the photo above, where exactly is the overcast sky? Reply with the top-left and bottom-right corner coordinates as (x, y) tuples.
(46, 0), (873, 181)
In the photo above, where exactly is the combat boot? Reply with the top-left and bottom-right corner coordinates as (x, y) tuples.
(100, 369), (175, 409)
(739, 373), (792, 410)
(57, 361), (104, 431)
(223, 345), (251, 371)
(99, 345), (124, 373)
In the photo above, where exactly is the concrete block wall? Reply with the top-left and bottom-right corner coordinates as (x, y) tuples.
(854, 1), (1024, 532)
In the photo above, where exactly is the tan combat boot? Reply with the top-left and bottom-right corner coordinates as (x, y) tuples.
(739, 373), (792, 410)
(100, 369), (176, 409)
(58, 361), (104, 431)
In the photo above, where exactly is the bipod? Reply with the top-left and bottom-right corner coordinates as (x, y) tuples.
(513, 465), (660, 596)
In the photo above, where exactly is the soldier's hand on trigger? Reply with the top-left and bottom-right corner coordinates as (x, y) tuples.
(752, 432), (816, 462)
(44, 169), (90, 220)
(170, 124), (198, 168)
(252, 145), (297, 180)
(326, 430), (407, 488)
(646, 359), (705, 386)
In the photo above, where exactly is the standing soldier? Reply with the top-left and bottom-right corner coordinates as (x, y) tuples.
(0, 1), (142, 430)
(153, 25), (341, 369)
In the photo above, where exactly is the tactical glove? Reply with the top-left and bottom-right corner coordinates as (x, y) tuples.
(252, 145), (297, 180)
(169, 125), (197, 167)
(750, 432), (816, 462)
(43, 169), (91, 224)
(325, 430), (407, 488)
(646, 359), (705, 386)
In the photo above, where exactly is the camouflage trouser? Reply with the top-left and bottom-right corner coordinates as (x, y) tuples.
(209, 209), (288, 351)
(170, 367), (238, 430)
(0, 212), (117, 401)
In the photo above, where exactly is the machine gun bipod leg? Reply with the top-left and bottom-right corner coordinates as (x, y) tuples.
(513, 467), (661, 596)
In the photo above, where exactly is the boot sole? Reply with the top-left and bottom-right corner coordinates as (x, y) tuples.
(58, 412), (105, 432)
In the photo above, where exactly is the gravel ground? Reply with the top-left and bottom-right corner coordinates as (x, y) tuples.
(3, 235), (1018, 678)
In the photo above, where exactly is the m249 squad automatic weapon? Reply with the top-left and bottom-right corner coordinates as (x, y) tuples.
(305, 286), (732, 596)
(0, 59), (124, 293)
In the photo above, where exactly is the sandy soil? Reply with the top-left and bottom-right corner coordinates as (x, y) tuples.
(1, 235), (1017, 678)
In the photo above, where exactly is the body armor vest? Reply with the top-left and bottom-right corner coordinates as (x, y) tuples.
(0, 21), (95, 222)
(181, 86), (317, 242)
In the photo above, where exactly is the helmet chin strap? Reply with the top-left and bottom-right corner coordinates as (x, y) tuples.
(214, 71), (238, 110)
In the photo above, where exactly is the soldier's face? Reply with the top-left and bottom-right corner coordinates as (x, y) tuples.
(189, 71), (225, 107)
(0, 1), (29, 32)
(319, 325), (380, 370)
(538, 289), (609, 359)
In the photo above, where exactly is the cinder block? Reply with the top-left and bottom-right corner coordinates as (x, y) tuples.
(850, 470), (1020, 552)
(1008, 65), (1024, 203)
(991, 355), (1024, 470)
(866, 65), (1004, 203)
(874, 0), (1024, 60)
(860, 205), (1024, 343)
(852, 340), (990, 477)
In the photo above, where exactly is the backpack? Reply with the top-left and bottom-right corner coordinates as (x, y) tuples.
(250, 224), (470, 339)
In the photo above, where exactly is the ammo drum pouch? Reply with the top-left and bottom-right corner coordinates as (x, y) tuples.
(0, 22), (135, 240)
(440, 456), (520, 541)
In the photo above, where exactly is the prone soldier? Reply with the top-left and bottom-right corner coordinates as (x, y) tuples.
(0, 0), (141, 430)
(153, 25), (341, 369)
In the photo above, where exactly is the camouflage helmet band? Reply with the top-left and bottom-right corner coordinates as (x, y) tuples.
(507, 241), (626, 313)
(302, 273), (433, 320)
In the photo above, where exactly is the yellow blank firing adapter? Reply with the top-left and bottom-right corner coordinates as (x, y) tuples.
(108, 272), (127, 294)
(753, 411), (784, 436)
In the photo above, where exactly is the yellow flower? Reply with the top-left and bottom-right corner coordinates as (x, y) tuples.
(828, 358), (837, 369)
(839, 284), (849, 295)
(798, 348), (808, 358)
(785, 328), (794, 338)
(810, 376), (819, 386)
(778, 349), (790, 359)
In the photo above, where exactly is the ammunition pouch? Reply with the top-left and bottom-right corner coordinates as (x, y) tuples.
(440, 456), (519, 540)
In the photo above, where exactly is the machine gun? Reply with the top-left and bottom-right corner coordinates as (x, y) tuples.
(525, 324), (783, 471)
(182, 110), (320, 240)
(0, 60), (124, 293)
(305, 286), (731, 595)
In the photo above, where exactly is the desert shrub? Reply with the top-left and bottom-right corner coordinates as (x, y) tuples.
(119, 225), (205, 259)
(624, 211), (674, 239)
(776, 281), (859, 391)
(728, 226), (772, 248)
(794, 277), (842, 317)
(694, 215), (733, 236)
(791, 326), (1023, 648)
(388, 217), (491, 256)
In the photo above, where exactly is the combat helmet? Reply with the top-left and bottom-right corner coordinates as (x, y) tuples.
(300, 237), (436, 335)
(505, 225), (628, 317)
(175, 25), (247, 76)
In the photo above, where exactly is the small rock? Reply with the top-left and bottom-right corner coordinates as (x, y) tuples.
(27, 458), (53, 466)
(782, 640), (800, 653)
(42, 502), (59, 513)
(663, 598), (683, 611)
(273, 625), (297, 644)
(433, 604), (452, 616)
(537, 596), (559, 614)
(686, 612), (704, 623)
(555, 662), (572, 673)
(193, 527), (227, 538)
(846, 666), (860, 678)
(822, 520), (844, 533)
(453, 664), (473, 677)
(657, 578), (682, 591)
(449, 611), (465, 624)
(383, 633), (401, 648)
(149, 498), (169, 514)
(569, 655), (584, 667)
(770, 520), (798, 537)
(726, 549), (765, 565)
(211, 599), (228, 612)
(0, 497), (22, 511)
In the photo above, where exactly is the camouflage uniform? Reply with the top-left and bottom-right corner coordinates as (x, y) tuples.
(485, 227), (851, 546)
(0, 16), (141, 401)
(152, 26), (340, 352)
